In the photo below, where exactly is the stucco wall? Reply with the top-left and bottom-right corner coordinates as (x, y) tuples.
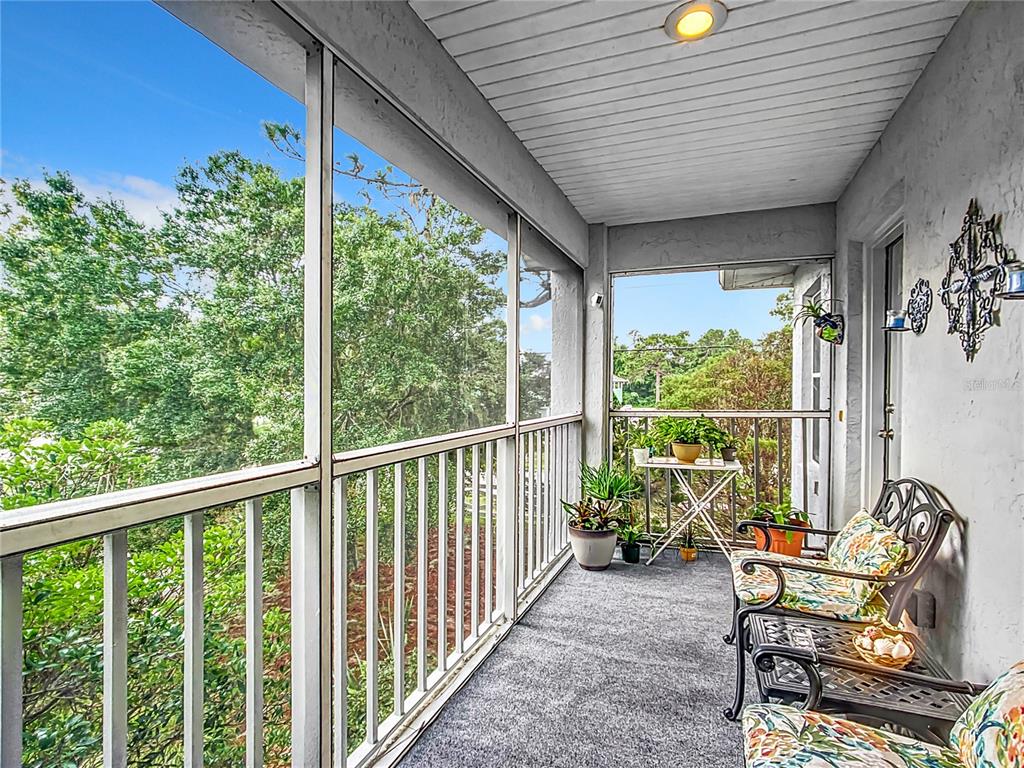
(836, 1), (1024, 680)
(607, 204), (835, 273)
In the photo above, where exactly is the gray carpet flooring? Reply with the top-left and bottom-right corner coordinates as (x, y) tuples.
(399, 550), (752, 767)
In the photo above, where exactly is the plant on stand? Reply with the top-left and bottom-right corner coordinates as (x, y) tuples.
(628, 430), (657, 466)
(749, 501), (811, 557)
(701, 422), (737, 462)
(651, 416), (720, 463)
(563, 462), (643, 571)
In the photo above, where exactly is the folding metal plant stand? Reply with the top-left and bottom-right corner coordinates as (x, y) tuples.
(636, 457), (743, 565)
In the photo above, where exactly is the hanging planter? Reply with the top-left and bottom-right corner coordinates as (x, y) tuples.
(795, 298), (845, 346)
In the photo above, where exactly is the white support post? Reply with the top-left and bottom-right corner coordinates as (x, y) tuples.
(415, 459), (428, 693)
(104, 532), (128, 768)
(470, 444), (480, 638)
(454, 448), (465, 654)
(245, 499), (264, 768)
(297, 40), (334, 768)
(1, 555), (23, 768)
(496, 212), (521, 622)
(365, 471), (379, 744)
(332, 479), (347, 766)
(437, 453), (448, 672)
(184, 512), (204, 768)
(392, 463), (405, 717)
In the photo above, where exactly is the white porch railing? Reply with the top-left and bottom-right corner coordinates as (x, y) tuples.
(0, 413), (582, 768)
(609, 409), (832, 547)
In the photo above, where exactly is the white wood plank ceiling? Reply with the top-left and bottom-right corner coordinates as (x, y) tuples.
(410, 0), (965, 225)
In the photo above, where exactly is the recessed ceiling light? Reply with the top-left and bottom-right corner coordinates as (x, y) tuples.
(664, 0), (728, 42)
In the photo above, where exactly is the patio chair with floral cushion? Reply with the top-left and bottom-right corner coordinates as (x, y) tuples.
(724, 478), (955, 719)
(742, 659), (1024, 768)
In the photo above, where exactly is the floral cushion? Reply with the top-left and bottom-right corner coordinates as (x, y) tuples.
(827, 510), (908, 602)
(743, 703), (962, 767)
(729, 550), (889, 622)
(949, 660), (1024, 767)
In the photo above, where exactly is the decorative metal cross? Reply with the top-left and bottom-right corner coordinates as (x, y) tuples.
(939, 199), (1011, 361)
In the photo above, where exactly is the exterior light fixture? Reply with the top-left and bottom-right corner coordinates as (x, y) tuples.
(664, 0), (728, 41)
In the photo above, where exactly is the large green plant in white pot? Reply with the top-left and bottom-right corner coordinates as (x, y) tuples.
(563, 463), (643, 571)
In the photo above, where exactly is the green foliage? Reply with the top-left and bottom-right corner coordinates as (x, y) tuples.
(561, 496), (619, 531)
(616, 514), (644, 545)
(627, 430), (658, 450)
(578, 461), (643, 502)
(0, 121), (525, 767)
(682, 524), (696, 550)
(650, 416), (721, 447)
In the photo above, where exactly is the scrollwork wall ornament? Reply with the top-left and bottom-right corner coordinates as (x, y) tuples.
(907, 278), (932, 335)
(939, 199), (1013, 362)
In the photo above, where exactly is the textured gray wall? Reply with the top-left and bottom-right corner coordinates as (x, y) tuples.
(836, 0), (1024, 680)
(606, 204), (835, 273)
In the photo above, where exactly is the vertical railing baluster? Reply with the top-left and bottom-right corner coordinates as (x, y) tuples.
(526, 431), (535, 580)
(801, 419), (810, 518)
(416, 459), (428, 693)
(729, 417), (738, 544)
(332, 480), (347, 766)
(518, 437), (525, 593)
(455, 448), (465, 654)
(245, 499), (264, 768)
(753, 419), (762, 505)
(546, 429), (553, 564)
(365, 470), (379, 744)
(184, 512), (204, 768)
(484, 441), (494, 624)
(0, 555), (22, 768)
(104, 532), (128, 768)
(393, 463), (405, 718)
(776, 417), (784, 505)
(437, 453), (448, 673)
(470, 444), (480, 638)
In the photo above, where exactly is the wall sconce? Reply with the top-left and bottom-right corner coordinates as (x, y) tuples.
(995, 261), (1024, 300)
(883, 309), (910, 333)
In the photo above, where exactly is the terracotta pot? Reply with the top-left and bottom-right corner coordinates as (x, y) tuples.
(768, 519), (808, 557)
(568, 526), (618, 570)
(680, 546), (698, 562)
(671, 442), (702, 463)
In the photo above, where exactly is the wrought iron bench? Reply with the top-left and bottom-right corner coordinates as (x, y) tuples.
(741, 660), (1021, 768)
(724, 477), (956, 720)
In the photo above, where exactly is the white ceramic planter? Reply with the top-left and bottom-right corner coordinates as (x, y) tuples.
(632, 448), (649, 465)
(567, 526), (618, 571)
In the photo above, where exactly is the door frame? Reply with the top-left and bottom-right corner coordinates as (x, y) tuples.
(862, 218), (904, 501)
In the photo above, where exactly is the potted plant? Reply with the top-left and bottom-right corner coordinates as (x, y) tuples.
(652, 416), (719, 463)
(701, 422), (736, 462)
(679, 524), (698, 562)
(563, 496), (620, 571)
(564, 462), (644, 571)
(749, 501), (811, 557)
(618, 516), (643, 564)
(628, 431), (656, 466)
(794, 298), (845, 345)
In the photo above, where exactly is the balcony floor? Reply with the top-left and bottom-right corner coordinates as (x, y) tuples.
(400, 551), (751, 767)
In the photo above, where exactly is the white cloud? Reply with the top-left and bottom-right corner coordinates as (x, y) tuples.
(0, 172), (177, 230)
(523, 313), (551, 333)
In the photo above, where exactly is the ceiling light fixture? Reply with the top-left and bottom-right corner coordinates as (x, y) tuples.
(664, 0), (728, 42)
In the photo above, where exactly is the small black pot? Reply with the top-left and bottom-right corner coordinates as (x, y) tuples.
(720, 447), (738, 462)
(621, 542), (641, 564)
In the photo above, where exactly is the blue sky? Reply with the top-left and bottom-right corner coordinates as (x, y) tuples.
(1, 1), (779, 354)
(614, 271), (785, 343)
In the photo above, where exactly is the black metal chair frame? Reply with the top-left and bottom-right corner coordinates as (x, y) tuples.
(723, 477), (956, 720)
